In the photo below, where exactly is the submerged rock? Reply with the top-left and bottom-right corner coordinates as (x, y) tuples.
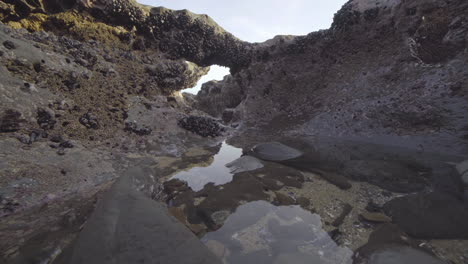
(383, 192), (468, 239)
(250, 142), (303, 162)
(226, 155), (264, 174)
(343, 160), (427, 193)
(354, 223), (444, 264)
(367, 246), (444, 264)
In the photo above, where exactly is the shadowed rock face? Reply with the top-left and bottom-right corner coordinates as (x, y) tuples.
(196, 0), (468, 156)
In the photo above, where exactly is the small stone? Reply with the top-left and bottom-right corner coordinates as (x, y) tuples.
(57, 148), (66, 156)
(3, 40), (16, 50)
(360, 212), (392, 223)
(29, 129), (45, 143)
(59, 141), (74, 148)
(124, 121), (152, 136)
(365, 201), (382, 213)
(274, 192), (295, 206)
(50, 135), (64, 143)
(37, 108), (56, 130)
(79, 112), (99, 129)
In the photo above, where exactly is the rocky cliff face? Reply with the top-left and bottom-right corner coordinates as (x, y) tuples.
(196, 0), (468, 156)
(0, 0), (244, 262)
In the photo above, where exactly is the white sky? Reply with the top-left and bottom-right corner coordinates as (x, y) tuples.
(137, 0), (348, 93)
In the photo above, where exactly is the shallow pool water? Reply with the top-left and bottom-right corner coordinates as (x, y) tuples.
(202, 200), (353, 264)
(171, 141), (243, 191)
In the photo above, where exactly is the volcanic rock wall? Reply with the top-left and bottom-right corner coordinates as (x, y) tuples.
(196, 0), (468, 155)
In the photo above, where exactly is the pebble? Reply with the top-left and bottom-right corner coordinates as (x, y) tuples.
(274, 192), (295, 206)
(3, 40), (16, 50)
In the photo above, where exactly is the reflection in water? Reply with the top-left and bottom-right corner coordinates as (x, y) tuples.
(171, 142), (243, 191)
(202, 201), (353, 264)
(368, 246), (444, 264)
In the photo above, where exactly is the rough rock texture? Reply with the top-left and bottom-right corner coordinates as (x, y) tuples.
(58, 170), (221, 264)
(383, 191), (468, 239)
(0, 1), (239, 262)
(1, 0), (468, 263)
(196, 0), (468, 157)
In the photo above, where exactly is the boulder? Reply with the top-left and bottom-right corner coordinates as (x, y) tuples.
(343, 160), (427, 193)
(178, 116), (225, 138)
(226, 155), (263, 174)
(383, 192), (468, 239)
(250, 142), (303, 161)
(59, 171), (221, 264)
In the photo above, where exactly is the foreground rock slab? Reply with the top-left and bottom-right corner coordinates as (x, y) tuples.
(58, 168), (221, 264)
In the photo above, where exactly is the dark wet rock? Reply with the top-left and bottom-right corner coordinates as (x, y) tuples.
(63, 77), (80, 91)
(1, 198), (20, 215)
(296, 197), (310, 208)
(0, 109), (22, 132)
(282, 160), (352, 190)
(332, 203), (352, 227)
(59, 141), (74, 149)
(250, 142), (303, 162)
(251, 141), (351, 189)
(146, 60), (209, 92)
(365, 201), (382, 213)
(328, 228), (342, 243)
(29, 129), (47, 143)
(221, 109), (235, 123)
(79, 112), (99, 129)
(178, 116), (225, 138)
(3, 40), (16, 49)
(252, 163), (304, 190)
(383, 192), (468, 239)
(124, 121), (152, 136)
(354, 223), (442, 264)
(50, 135), (64, 143)
(163, 179), (192, 201)
(36, 108), (56, 130)
(56, 148), (66, 156)
(316, 170), (352, 190)
(274, 192), (295, 206)
(174, 175), (270, 229)
(360, 212), (392, 223)
(16, 134), (31, 144)
(343, 160), (427, 193)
